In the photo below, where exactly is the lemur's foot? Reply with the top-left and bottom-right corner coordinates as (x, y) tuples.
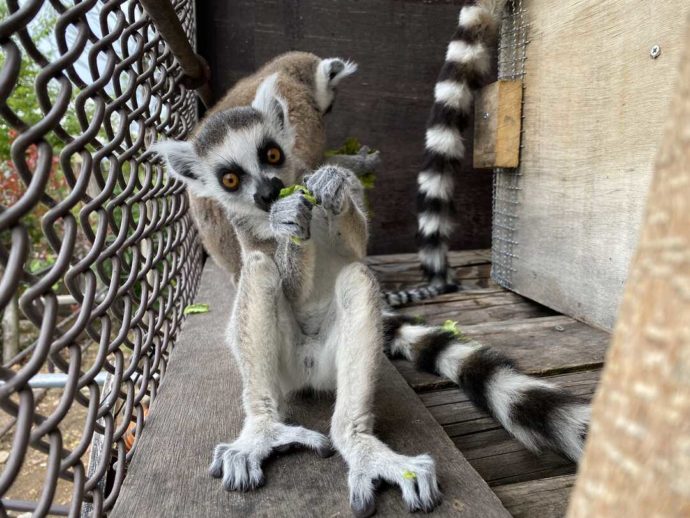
(344, 436), (442, 517)
(209, 421), (331, 491)
(305, 165), (352, 214)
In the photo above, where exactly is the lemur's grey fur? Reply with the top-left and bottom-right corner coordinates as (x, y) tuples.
(154, 13), (589, 515)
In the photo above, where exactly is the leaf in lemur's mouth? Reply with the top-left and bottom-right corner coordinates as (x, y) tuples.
(279, 184), (317, 205)
(184, 303), (210, 315)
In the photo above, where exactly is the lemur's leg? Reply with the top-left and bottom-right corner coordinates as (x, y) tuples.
(327, 263), (442, 517)
(209, 251), (332, 492)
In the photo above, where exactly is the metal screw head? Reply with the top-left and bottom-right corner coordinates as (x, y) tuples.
(650, 45), (661, 59)
(483, 112), (490, 120)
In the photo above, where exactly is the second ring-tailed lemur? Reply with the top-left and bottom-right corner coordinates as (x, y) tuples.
(154, 7), (589, 513)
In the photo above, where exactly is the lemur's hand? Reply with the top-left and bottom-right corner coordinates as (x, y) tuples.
(269, 193), (313, 240)
(305, 165), (353, 215)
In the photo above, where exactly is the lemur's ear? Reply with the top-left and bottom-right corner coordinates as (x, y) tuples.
(314, 58), (357, 113)
(252, 73), (290, 133)
(319, 58), (358, 87)
(151, 140), (203, 191)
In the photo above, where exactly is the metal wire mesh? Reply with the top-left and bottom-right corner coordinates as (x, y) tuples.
(0, 0), (204, 514)
(491, 0), (529, 289)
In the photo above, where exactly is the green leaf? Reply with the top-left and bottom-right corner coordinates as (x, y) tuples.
(359, 172), (376, 190)
(441, 319), (469, 341)
(279, 184), (317, 205)
(441, 320), (460, 336)
(324, 136), (377, 157)
(402, 470), (417, 480)
(184, 303), (210, 315)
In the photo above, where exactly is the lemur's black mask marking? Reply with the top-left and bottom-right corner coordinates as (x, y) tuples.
(254, 177), (284, 211)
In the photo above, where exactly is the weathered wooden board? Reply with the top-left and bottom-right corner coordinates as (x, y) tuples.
(197, 0), (493, 255)
(394, 316), (608, 391)
(494, 475), (576, 518)
(499, 0), (690, 330)
(474, 80), (523, 169)
(112, 262), (509, 517)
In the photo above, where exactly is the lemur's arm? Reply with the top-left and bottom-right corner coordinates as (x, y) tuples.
(323, 146), (381, 178)
(305, 165), (368, 259)
(268, 193), (317, 303)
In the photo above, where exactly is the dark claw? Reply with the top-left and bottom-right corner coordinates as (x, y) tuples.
(208, 462), (223, 478)
(351, 496), (376, 518)
(316, 444), (336, 458)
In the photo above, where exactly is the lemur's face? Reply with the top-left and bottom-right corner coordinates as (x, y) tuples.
(153, 74), (301, 219)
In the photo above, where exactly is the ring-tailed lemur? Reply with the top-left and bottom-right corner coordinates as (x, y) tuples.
(413, 0), (505, 295)
(188, 51), (359, 285)
(154, 48), (588, 518)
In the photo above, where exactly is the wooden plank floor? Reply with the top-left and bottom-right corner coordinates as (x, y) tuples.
(366, 250), (611, 518)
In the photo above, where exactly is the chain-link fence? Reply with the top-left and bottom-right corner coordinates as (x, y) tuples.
(0, 0), (205, 514)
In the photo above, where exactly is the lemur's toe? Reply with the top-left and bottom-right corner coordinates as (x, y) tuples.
(351, 494), (376, 518)
(209, 443), (230, 478)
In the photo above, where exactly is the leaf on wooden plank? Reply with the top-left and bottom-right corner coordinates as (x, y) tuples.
(183, 303), (209, 315)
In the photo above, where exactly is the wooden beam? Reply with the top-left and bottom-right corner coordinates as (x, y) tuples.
(567, 16), (690, 517)
(473, 80), (523, 168)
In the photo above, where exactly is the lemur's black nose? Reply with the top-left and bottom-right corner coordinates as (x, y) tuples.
(254, 177), (284, 212)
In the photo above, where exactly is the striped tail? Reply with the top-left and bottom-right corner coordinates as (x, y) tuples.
(382, 283), (459, 308)
(417, 0), (507, 289)
(382, 313), (590, 462)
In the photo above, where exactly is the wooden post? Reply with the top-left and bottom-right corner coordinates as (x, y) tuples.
(473, 80), (523, 169)
(567, 17), (690, 517)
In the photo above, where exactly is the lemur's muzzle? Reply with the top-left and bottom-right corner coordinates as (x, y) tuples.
(254, 177), (284, 212)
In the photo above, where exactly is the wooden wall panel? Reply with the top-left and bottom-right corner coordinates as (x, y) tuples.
(196, 0), (493, 255)
(504, 0), (690, 330)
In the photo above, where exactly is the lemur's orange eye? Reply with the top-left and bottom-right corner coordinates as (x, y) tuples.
(266, 147), (282, 164)
(222, 172), (240, 191)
